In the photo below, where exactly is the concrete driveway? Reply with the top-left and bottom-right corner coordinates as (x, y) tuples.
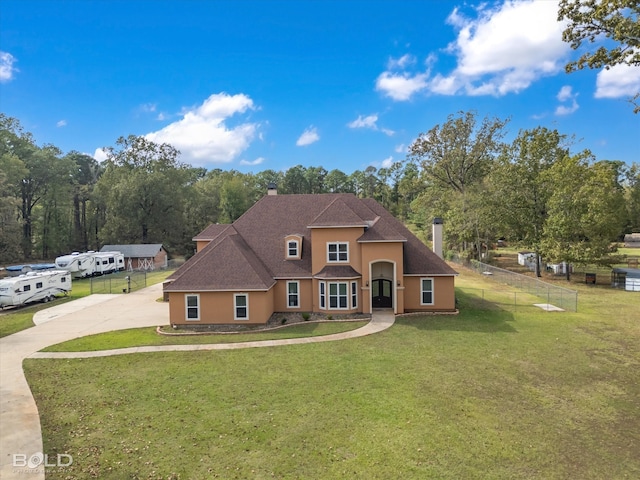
(0, 283), (169, 480)
(0, 283), (395, 479)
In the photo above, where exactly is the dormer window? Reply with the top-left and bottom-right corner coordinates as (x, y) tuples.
(285, 235), (303, 260)
(287, 241), (299, 258)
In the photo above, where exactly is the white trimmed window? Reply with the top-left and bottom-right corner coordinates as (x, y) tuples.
(421, 278), (434, 305)
(319, 282), (326, 309)
(327, 242), (348, 262)
(185, 294), (200, 321)
(287, 281), (300, 308)
(328, 282), (348, 309)
(351, 281), (357, 309)
(234, 294), (248, 320)
(287, 240), (299, 259)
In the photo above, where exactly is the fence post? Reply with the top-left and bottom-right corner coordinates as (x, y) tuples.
(547, 288), (550, 308)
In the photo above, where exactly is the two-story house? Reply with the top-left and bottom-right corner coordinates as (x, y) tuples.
(163, 189), (457, 326)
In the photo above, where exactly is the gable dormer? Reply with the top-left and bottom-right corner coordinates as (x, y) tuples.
(285, 234), (303, 260)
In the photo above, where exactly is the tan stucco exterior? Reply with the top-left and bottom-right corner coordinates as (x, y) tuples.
(273, 278), (313, 311)
(403, 276), (456, 312)
(310, 227), (364, 274)
(169, 289), (274, 325)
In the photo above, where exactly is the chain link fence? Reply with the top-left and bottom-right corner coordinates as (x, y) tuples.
(455, 259), (578, 312)
(90, 271), (147, 294)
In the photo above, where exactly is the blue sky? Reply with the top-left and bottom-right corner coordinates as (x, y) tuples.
(1, 0), (638, 174)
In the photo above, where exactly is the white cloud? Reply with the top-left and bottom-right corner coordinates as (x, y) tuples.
(145, 92), (258, 166)
(93, 148), (108, 162)
(296, 126), (319, 146)
(394, 143), (407, 153)
(376, 1), (570, 99)
(595, 64), (640, 99)
(375, 71), (429, 101)
(446, 0), (568, 96)
(348, 114), (379, 129)
(347, 114), (395, 136)
(0, 51), (17, 82)
(369, 156), (395, 170)
(557, 85), (574, 102)
(139, 103), (157, 113)
(387, 54), (416, 70)
(56, 120), (67, 127)
(240, 157), (265, 166)
(555, 85), (579, 115)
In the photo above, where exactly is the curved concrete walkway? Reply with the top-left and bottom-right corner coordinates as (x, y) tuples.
(0, 284), (394, 479)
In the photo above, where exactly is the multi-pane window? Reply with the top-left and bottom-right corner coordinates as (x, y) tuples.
(329, 282), (348, 309)
(287, 240), (299, 258)
(327, 242), (348, 262)
(287, 281), (299, 308)
(36, 282), (43, 289)
(24, 285), (31, 292)
(351, 281), (357, 309)
(235, 294), (248, 320)
(185, 294), (200, 320)
(319, 282), (326, 309)
(421, 278), (434, 305)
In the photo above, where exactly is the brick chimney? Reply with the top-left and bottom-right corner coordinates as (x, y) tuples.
(432, 217), (443, 259)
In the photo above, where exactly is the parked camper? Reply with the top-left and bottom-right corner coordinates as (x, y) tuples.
(93, 252), (125, 275)
(54, 252), (98, 278)
(0, 270), (71, 308)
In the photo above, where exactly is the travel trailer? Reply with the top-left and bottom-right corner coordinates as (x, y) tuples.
(0, 270), (72, 308)
(54, 251), (124, 278)
(55, 252), (97, 278)
(93, 252), (125, 275)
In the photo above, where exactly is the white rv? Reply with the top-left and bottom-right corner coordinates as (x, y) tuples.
(55, 251), (125, 277)
(93, 251), (125, 275)
(54, 251), (98, 278)
(0, 270), (72, 308)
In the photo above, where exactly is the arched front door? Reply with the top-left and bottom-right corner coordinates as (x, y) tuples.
(372, 279), (393, 308)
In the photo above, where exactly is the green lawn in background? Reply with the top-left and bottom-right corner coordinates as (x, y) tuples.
(23, 266), (640, 479)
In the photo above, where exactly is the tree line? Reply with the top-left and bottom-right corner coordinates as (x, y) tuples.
(1, 112), (639, 275)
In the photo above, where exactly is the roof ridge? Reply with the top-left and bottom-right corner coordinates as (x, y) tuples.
(308, 196), (366, 227)
(229, 233), (275, 283)
(167, 226), (236, 282)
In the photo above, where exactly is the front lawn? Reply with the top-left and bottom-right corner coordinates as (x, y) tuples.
(42, 321), (370, 352)
(23, 269), (640, 479)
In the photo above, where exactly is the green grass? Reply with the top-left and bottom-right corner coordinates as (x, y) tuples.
(23, 267), (640, 479)
(42, 321), (369, 352)
(0, 270), (174, 338)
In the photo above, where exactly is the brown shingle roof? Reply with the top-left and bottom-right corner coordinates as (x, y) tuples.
(192, 224), (230, 241)
(314, 265), (362, 278)
(308, 197), (369, 227)
(168, 193), (456, 291)
(358, 216), (407, 242)
(361, 198), (457, 276)
(165, 233), (274, 291)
